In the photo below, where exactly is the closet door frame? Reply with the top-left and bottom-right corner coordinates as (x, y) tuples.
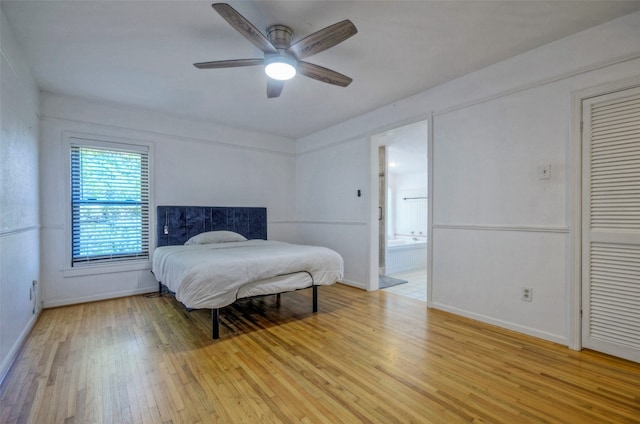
(569, 75), (640, 352)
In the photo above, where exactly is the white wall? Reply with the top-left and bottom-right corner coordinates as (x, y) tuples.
(0, 9), (41, 382)
(389, 172), (428, 237)
(40, 93), (297, 307)
(296, 135), (370, 288)
(296, 11), (640, 344)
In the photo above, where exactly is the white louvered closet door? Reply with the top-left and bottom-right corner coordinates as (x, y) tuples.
(582, 86), (640, 363)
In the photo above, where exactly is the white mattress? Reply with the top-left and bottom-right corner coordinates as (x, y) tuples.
(152, 240), (343, 309)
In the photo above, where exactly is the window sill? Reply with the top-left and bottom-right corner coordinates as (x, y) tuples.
(62, 260), (151, 278)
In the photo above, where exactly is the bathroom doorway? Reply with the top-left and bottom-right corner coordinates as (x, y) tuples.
(372, 120), (429, 301)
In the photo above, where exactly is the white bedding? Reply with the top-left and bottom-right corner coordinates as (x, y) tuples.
(152, 240), (344, 309)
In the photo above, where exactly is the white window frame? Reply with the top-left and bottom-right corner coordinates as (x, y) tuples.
(63, 132), (154, 277)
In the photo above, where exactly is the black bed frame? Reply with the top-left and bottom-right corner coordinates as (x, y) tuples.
(155, 205), (317, 339)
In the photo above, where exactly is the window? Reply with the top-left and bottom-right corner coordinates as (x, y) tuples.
(70, 141), (150, 266)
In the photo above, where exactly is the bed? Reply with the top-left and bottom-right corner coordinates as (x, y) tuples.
(152, 206), (344, 339)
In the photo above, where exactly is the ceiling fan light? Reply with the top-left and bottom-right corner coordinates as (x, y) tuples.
(264, 56), (296, 81)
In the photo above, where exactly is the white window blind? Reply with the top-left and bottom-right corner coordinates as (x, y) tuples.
(71, 144), (149, 265)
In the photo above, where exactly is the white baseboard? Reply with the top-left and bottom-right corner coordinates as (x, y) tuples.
(0, 311), (40, 386)
(43, 287), (157, 309)
(338, 279), (367, 290)
(428, 301), (568, 346)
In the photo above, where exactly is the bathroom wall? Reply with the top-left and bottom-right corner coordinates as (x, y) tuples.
(384, 120), (429, 240)
(388, 170), (428, 239)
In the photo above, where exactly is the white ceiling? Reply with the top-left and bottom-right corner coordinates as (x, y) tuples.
(3, 1), (640, 139)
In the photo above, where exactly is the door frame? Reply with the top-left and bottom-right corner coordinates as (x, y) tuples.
(368, 115), (433, 293)
(569, 75), (640, 351)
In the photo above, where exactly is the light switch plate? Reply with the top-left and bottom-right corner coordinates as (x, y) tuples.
(538, 164), (551, 180)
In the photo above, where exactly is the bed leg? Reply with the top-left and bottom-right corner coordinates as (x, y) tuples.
(276, 293), (281, 306)
(312, 285), (318, 313)
(212, 308), (220, 339)
(158, 282), (162, 295)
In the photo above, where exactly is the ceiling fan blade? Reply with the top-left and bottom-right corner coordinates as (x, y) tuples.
(194, 58), (264, 69)
(212, 3), (278, 55)
(297, 62), (353, 87)
(267, 79), (284, 98)
(287, 20), (357, 60)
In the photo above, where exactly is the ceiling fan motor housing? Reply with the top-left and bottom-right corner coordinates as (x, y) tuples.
(267, 25), (294, 50)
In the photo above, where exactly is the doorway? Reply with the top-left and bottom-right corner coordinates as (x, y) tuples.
(371, 120), (429, 300)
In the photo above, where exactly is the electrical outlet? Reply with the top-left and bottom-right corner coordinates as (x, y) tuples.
(521, 287), (533, 302)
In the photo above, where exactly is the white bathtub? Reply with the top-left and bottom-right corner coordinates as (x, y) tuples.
(387, 238), (425, 247)
(386, 236), (427, 274)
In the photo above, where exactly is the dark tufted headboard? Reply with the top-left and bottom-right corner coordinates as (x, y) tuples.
(157, 206), (267, 246)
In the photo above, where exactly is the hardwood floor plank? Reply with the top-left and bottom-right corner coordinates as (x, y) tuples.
(1, 284), (640, 423)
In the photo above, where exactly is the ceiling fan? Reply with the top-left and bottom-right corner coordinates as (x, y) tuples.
(194, 3), (357, 98)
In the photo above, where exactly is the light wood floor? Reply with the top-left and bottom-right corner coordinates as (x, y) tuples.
(1, 284), (639, 424)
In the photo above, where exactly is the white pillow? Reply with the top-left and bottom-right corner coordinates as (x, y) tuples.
(184, 230), (248, 245)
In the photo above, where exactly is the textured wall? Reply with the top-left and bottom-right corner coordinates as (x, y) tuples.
(0, 10), (41, 381)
